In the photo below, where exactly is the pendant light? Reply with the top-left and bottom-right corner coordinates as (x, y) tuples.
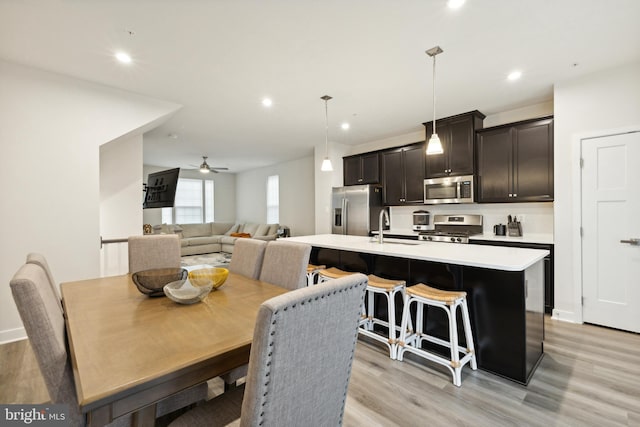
(320, 95), (334, 172)
(426, 46), (444, 155)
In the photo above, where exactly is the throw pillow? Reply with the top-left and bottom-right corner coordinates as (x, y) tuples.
(230, 232), (251, 238)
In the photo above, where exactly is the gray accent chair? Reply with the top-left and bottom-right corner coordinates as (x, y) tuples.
(228, 238), (268, 279)
(10, 262), (207, 427)
(128, 234), (181, 273)
(26, 252), (62, 313)
(169, 273), (368, 427)
(259, 241), (311, 290)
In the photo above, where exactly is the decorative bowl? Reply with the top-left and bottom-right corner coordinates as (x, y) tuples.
(132, 268), (188, 297)
(188, 267), (229, 290)
(164, 279), (213, 304)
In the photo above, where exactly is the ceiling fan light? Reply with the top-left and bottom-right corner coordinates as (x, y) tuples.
(426, 134), (444, 155)
(200, 167), (210, 173)
(321, 158), (333, 172)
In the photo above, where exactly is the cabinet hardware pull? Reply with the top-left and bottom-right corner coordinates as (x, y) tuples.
(620, 238), (639, 245)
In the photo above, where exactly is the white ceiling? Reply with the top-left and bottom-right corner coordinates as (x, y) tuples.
(1, 0), (639, 172)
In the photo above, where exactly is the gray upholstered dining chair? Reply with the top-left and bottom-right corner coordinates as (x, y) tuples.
(26, 252), (62, 313)
(168, 272), (368, 427)
(228, 238), (268, 279)
(221, 240), (312, 390)
(258, 241), (311, 290)
(10, 262), (207, 427)
(128, 234), (181, 273)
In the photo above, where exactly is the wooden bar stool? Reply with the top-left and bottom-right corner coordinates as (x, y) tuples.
(358, 275), (406, 359)
(317, 267), (355, 283)
(306, 264), (326, 286)
(396, 283), (477, 386)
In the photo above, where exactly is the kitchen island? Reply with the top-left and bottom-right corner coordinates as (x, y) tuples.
(285, 234), (549, 385)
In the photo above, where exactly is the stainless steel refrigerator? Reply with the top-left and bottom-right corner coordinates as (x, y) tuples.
(331, 185), (387, 236)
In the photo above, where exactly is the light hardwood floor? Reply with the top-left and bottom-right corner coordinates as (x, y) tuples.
(2, 317), (639, 426)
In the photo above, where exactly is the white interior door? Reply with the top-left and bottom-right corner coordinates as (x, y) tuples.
(581, 131), (640, 333)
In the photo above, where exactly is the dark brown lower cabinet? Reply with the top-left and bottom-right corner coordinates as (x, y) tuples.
(309, 246), (544, 384)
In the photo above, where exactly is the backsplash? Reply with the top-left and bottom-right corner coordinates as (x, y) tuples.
(389, 202), (553, 235)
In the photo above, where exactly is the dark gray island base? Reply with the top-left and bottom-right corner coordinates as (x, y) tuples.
(310, 247), (545, 385)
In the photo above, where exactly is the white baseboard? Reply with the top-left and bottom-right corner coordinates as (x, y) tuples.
(551, 309), (582, 324)
(0, 327), (26, 344)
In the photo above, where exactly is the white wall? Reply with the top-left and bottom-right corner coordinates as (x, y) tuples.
(100, 135), (144, 276)
(142, 165), (237, 225)
(483, 101), (553, 128)
(237, 156), (315, 236)
(0, 60), (180, 342)
(553, 61), (640, 323)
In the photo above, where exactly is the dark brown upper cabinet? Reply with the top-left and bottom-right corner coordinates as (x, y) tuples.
(381, 142), (426, 205)
(476, 116), (554, 203)
(423, 110), (485, 178)
(343, 152), (380, 186)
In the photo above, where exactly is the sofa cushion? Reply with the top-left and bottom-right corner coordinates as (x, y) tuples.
(267, 224), (279, 235)
(241, 223), (260, 236)
(186, 236), (222, 246)
(224, 224), (241, 236)
(211, 222), (235, 235)
(255, 224), (270, 237)
(181, 223), (212, 238)
(220, 236), (238, 245)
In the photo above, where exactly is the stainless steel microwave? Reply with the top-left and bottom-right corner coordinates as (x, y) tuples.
(424, 175), (475, 204)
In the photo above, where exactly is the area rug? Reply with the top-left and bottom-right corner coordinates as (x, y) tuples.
(181, 253), (231, 267)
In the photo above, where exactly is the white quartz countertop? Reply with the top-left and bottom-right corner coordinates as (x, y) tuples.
(285, 234), (549, 271)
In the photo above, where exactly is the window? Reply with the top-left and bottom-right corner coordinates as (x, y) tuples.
(161, 178), (214, 224)
(266, 175), (279, 224)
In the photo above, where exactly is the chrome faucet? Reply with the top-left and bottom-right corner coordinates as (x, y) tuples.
(378, 209), (390, 244)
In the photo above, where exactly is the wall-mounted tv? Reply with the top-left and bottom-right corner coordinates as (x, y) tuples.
(143, 168), (180, 209)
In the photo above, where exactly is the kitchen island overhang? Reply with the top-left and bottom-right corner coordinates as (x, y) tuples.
(285, 234), (548, 385)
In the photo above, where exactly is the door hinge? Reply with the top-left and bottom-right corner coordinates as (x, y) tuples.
(581, 296), (584, 306)
(580, 227), (583, 237)
(580, 158), (584, 168)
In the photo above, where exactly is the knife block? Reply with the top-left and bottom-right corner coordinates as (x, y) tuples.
(507, 221), (522, 237)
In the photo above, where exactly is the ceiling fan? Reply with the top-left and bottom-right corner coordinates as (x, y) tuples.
(189, 156), (229, 174)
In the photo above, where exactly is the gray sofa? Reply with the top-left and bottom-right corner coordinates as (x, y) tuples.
(153, 222), (279, 256)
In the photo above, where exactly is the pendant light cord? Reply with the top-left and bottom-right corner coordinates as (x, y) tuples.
(432, 54), (437, 135)
(324, 98), (329, 157)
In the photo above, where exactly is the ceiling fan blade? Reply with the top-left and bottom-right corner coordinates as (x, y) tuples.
(210, 167), (229, 171)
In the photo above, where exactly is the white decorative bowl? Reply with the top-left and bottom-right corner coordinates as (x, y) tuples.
(164, 278), (213, 304)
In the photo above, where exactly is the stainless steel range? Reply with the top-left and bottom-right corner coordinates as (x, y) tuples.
(418, 214), (483, 243)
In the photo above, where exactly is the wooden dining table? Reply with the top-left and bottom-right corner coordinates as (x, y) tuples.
(60, 270), (287, 427)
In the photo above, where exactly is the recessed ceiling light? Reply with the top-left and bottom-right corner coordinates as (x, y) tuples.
(341, 122), (350, 130)
(262, 98), (273, 107)
(447, 0), (466, 9)
(115, 51), (132, 64)
(507, 70), (522, 81)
